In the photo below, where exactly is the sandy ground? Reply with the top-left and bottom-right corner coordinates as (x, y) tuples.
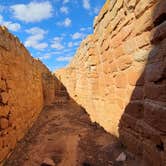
(4, 98), (140, 166)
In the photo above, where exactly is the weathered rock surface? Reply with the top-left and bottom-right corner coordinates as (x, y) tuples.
(0, 0), (166, 165)
(4, 98), (141, 166)
(55, 0), (166, 165)
(0, 26), (58, 164)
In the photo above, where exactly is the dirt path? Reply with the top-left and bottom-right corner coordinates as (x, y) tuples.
(4, 99), (140, 166)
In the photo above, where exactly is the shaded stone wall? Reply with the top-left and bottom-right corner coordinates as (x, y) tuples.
(0, 26), (57, 164)
(56, 0), (166, 165)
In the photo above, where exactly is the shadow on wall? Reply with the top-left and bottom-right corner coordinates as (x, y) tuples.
(119, 1), (166, 165)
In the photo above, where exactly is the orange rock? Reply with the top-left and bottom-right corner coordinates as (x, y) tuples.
(115, 72), (127, 88)
(1, 92), (9, 104)
(0, 118), (9, 130)
(127, 68), (144, 86)
(55, 1), (166, 165)
(0, 25), (58, 164)
(117, 55), (132, 71)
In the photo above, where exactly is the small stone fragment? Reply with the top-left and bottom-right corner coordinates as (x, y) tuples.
(116, 152), (126, 162)
(41, 158), (56, 166)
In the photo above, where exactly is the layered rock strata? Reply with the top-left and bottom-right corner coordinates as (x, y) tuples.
(56, 0), (166, 165)
(0, 26), (58, 164)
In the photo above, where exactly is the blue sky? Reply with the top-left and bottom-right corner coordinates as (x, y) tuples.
(0, 0), (105, 71)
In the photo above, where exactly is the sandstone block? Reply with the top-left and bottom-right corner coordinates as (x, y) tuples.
(111, 9), (124, 32)
(134, 32), (151, 49)
(111, 45), (124, 59)
(88, 48), (95, 56)
(153, 0), (166, 26)
(133, 49), (150, 62)
(127, 68), (144, 86)
(116, 98), (125, 109)
(144, 100), (166, 132)
(1, 92), (9, 104)
(130, 86), (144, 100)
(117, 55), (132, 71)
(120, 24), (133, 42)
(123, 38), (137, 55)
(114, 0), (123, 12)
(103, 61), (110, 74)
(124, 0), (137, 12)
(134, 7), (154, 35)
(110, 34), (122, 49)
(0, 147), (9, 162)
(119, 128), (143, 155)
(151, 21), (166, 44)
(144, 82), (166, 102)
(108, 61), (118, 74)
(102, 38), (110, 52)
(108, 0), (117, 11)
(119, 115), (131, 130)
(0, 80), (6, 92)
(125, 101), (143, 119)
(115, 72), (127, 88)
(87, 56), (98, 66)
(0, 118), (9, 130)
(145, 61), (166, 82)
(134, 0), (157, 18)
(148, 38), (166, 64)
(0, 106), (10, 117)
(102, 12), (111, 29)
(42, 158), (56, 166)
(0, 36), (10, 51)
(102, 49), (110, 63)
(116, 88), (127, 99)
(143, 139), (163, 166)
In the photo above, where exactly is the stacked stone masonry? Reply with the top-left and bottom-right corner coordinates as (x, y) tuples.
(0, 27), (59, 165)
(56, 0), (166, 165)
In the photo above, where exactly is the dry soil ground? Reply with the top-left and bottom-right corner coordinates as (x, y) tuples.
(4, 98), (140, 166)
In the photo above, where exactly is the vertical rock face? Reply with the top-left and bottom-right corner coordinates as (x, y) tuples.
(0, 27), (57, 164)
(56, 0), (166, 165)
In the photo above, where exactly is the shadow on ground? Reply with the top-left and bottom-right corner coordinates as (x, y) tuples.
(4, 83), (140, 166)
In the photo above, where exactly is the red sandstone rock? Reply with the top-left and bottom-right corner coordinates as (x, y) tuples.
(42, 158), (56, 166)
(0, 0), (165, 165)
(0, 118), (9, 130)
(55, 1), (166, 165)
(0, 26), (59, 164)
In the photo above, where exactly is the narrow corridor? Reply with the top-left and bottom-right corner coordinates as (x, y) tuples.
(5, 98), (140, 166)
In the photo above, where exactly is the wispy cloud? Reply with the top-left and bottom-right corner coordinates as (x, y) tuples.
(63, 0), (69, 4)
(56, 55), (73, 62)
(83, 0), (90, 10)
(0, 5), (5, 12)
(10, 1), (53, 23)
(39, 54), (51, 60)
(68, 41), (81, 47)
(51, 37), (64, 50)
(60, 6), (69, 14)
(80, 27), (91, 31)
(71, 32), (85, 40)
(94, 7), (100, 14)
(0, 15), (21, 31)
(57, 17), (72, 27)
(25, 27), (48, 50)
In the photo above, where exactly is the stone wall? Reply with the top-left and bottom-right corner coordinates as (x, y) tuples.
(56, 0), (166, 165)
(0, 26), (57, 164)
